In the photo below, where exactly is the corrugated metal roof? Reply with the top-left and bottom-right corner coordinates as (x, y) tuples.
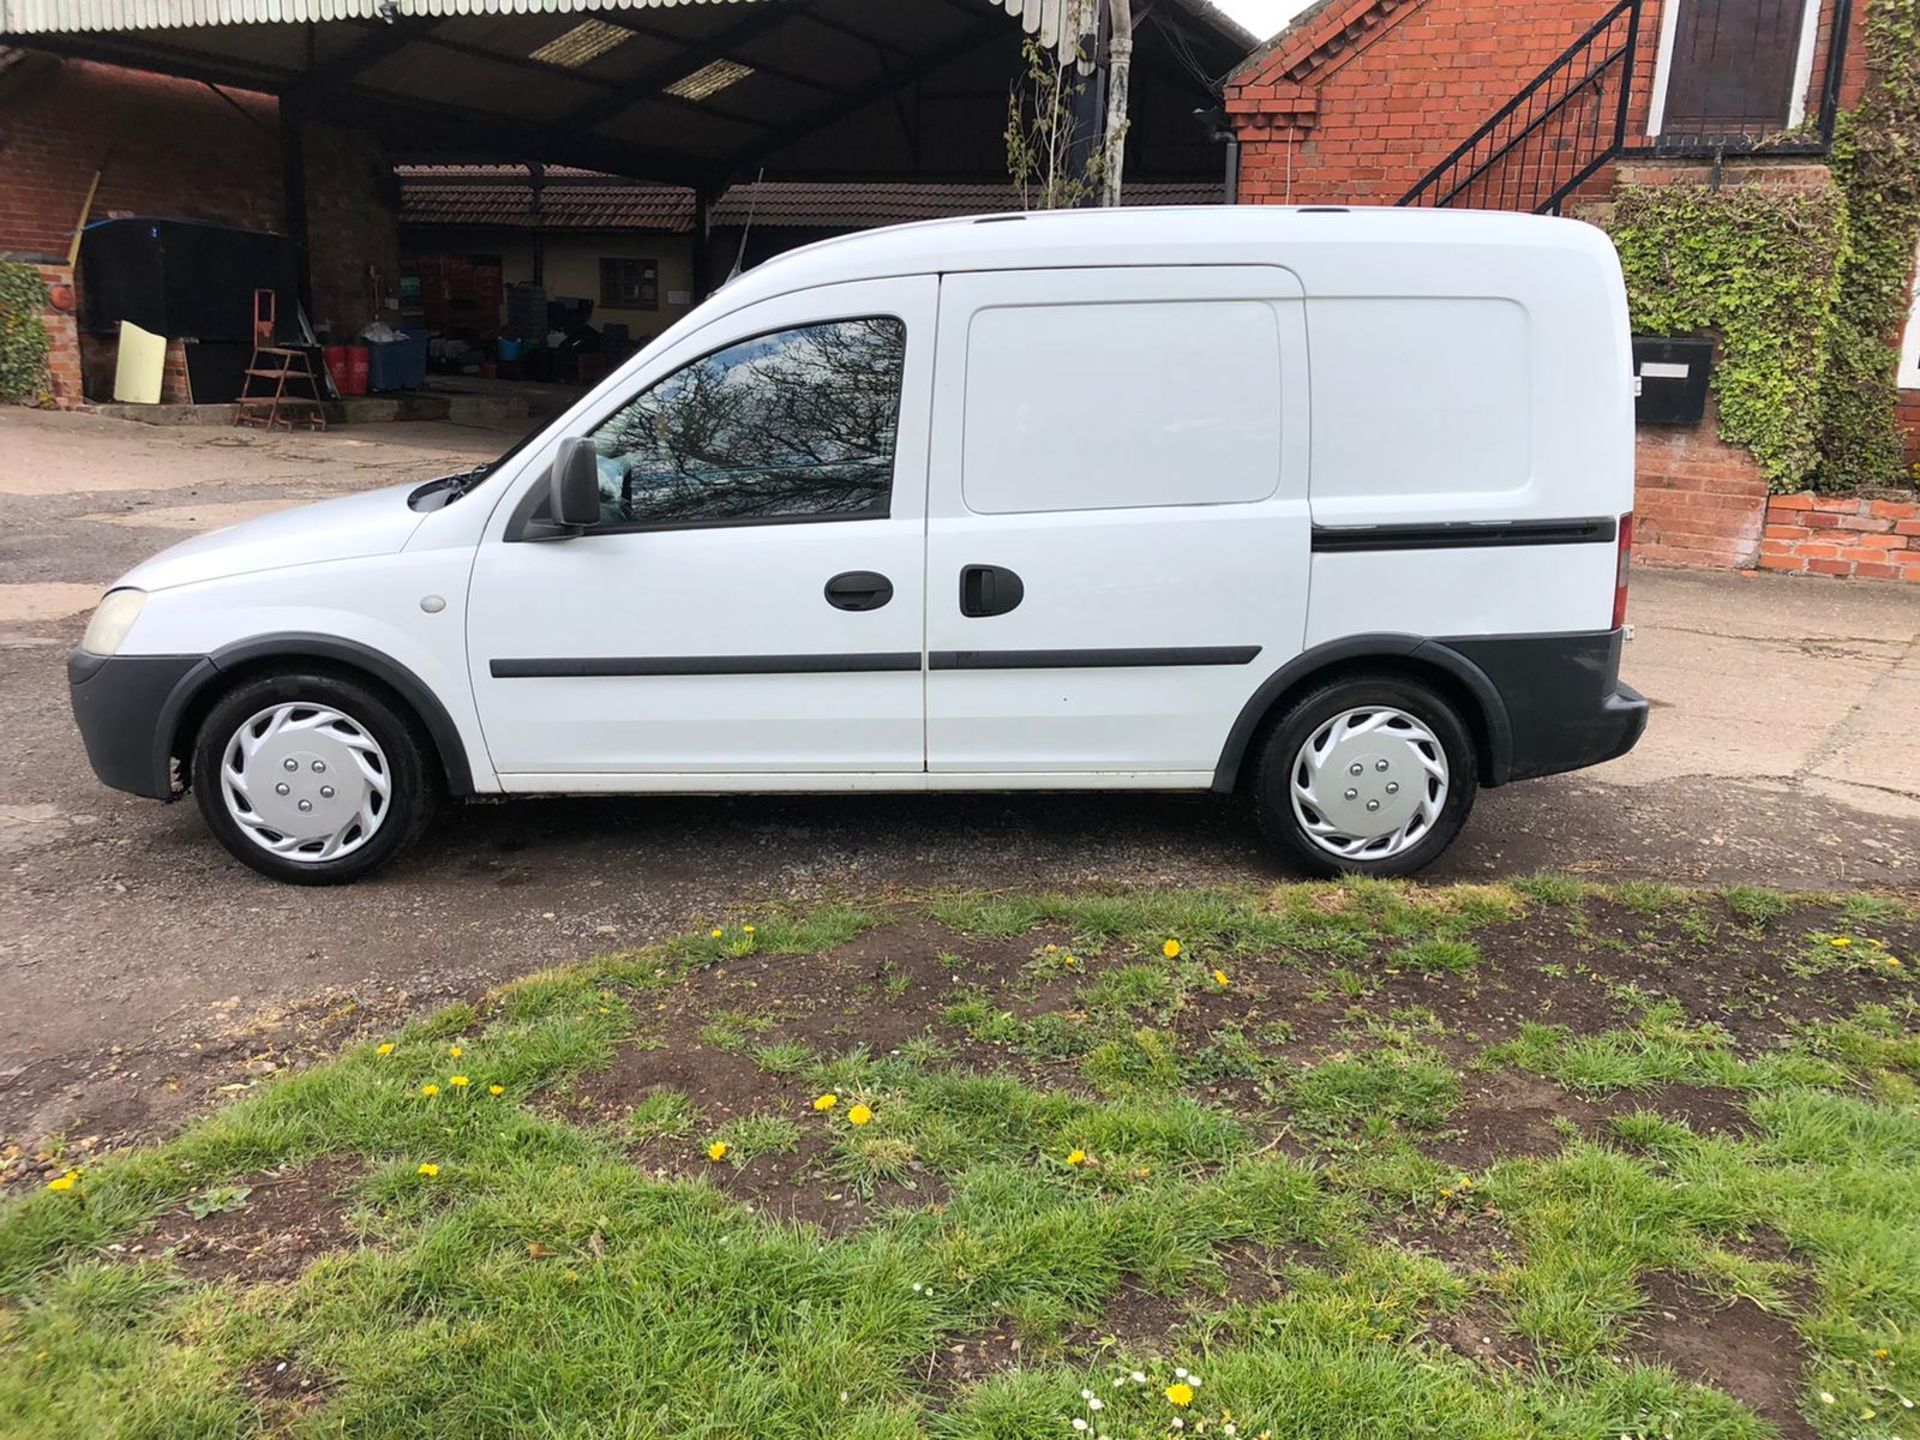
(0, 0), (1102, 44)
(396, 165), (1223, 230)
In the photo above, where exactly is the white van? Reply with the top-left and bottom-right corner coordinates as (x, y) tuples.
(69, 206), (1646, 885)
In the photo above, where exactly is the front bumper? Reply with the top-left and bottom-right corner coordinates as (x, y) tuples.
(1441, 629), (1648, 785)
(68, 649), (213, 799)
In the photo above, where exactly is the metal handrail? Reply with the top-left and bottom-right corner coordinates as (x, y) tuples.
(1399, 0), (1641, 214)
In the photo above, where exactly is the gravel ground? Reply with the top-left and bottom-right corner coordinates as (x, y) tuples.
(3, 405), (1918, 1154)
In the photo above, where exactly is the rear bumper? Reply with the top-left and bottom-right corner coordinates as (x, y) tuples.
(1440, 629), (1647, 784)
(68, 650), (212, 799)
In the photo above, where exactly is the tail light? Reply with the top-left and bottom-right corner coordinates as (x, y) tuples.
(1611, 512), (1633, 630)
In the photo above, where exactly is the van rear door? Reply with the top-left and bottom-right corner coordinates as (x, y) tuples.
(923, 265), (1310, 781)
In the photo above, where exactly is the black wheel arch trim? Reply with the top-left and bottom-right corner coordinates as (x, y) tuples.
(173, 634), (477, 797)
(1210, 634), (1514, 795)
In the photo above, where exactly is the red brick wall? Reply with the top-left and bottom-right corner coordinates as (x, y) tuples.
(32, 261), (82, 406)
(1898, 392), (1920, 471)
(1761, 494), (1920, 581)
(0, 52), (399, 371)
(1633, 397), (1771, 569)
(0, 53), (281, 256)
(1227, 0), (1865, 207)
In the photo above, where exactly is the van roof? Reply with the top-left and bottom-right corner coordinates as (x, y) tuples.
(713, 204), (1616, 310)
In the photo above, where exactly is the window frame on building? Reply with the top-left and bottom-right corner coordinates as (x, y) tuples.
(599, 256), (660, 312)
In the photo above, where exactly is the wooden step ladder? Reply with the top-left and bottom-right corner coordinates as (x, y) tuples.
(234, 289), (326, 432)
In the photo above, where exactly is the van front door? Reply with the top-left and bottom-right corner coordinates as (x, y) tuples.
(924, 266), (1311, 781)
(466, 277), (935, 783)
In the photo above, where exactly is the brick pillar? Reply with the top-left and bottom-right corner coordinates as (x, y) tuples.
(31, 262), (84, 407)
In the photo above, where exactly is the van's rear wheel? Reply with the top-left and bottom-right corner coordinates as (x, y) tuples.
(192, 671), (434, 885)
(1252, 675), (1477, 877)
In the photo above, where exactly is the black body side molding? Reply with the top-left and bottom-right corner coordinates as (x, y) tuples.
(1310, 517), (1617, 552)
(490, 653), (921, 678)
(930, 646), (1260, 671)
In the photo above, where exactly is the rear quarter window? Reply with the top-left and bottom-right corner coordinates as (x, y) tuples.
(1306, 296), (1531, 501)
(960, 299), (1283, 515)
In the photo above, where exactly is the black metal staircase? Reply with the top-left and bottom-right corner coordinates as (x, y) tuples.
(1399, 0), (1643, 215)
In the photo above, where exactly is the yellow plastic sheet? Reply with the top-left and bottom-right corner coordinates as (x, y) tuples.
(112, 321), (166, 404)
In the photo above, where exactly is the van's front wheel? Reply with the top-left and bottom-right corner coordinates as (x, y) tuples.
(192, 671), (435, 885)
(1252, 676), (1478, 878)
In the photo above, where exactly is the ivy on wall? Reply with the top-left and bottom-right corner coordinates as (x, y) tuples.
(1603, 0), (1920, 494)
(1604, 182), (1848, 491)
(1817, 0), (1920, 489)
(0, 260), (51, 406)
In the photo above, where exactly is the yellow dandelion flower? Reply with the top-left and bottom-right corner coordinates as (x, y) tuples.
(1165, 1382), (1195, 1408)
(743, 924), (756, 935)
(421, 1084), (440, 1097)
(416, 1163), (440, 1178)
(449, 1045), (463, 1058)
(489, 1084), (505, 1096)
(1063, 954), (1078, 968)
(1066, 1148), (1088, 1167)
(711, 928), (724, 939)
(848, 1104), (873, 1126)
(1876, 1348), (1891, 1359)
(1887, 957), (1904, 968)
(707, 1141), (729, 1162)
(1163, 939), (1183, 959)
(814, 1093), (839, 1112)
(1459, 1175), (1473, 1188)
(449, 1075), (470, 1088)
(1212, 968), (1230, 987)
(45, 1170), (79, 1192)
(1831, 937), (1853, 948)
(376, 1043), (395, 1056)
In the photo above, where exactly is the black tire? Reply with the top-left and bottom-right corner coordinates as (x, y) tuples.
(191, 669), (436, 885)
(1251, 674), (1478, 878)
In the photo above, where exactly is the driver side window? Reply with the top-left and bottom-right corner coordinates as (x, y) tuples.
(589, 315), (907, 530)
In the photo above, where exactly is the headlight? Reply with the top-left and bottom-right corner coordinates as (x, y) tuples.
(81, 588), (147, 657)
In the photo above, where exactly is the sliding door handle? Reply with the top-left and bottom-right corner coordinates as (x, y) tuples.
(960, 565), (1024, 618)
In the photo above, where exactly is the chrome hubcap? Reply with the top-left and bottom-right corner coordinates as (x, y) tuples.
(1290, 706), (1448, 861)
(219, 703), (391, 863)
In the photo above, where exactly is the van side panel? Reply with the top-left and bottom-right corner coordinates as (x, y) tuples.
(1302, 546), (1620, 645)
(1301, 228), (1634, 643)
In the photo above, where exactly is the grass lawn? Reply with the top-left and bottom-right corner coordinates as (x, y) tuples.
(3, 880), (1918, 1439)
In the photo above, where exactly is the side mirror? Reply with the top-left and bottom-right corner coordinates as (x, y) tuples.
(548, 437), (602, 530)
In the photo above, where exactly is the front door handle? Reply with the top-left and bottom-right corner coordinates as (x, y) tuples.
(824, 571), (894, 611)
(960, 565), (1024, 618)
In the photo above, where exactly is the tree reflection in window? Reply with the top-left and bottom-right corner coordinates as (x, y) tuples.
(591, 316), (906, 527)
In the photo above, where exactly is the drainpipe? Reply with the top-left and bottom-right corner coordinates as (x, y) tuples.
(1194, 105), (1240, 205)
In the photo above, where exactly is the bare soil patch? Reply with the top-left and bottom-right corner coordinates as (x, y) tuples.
(145, 1155), (363, 1284)
(244, 1356), (335, 1413)
(1633, 1270), (1816, 1440)
(922, 1324), (1026, 1397)
(1605, 1083), (1755, 1140)
(1433, 1300), (1538, 1371)
(1432, 1070), (1605, 1171)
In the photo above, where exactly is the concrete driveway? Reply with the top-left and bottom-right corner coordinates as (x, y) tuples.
(3, 405), (1918, 1148)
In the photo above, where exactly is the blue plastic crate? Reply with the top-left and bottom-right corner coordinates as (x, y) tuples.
(366, 337), (428, 391)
